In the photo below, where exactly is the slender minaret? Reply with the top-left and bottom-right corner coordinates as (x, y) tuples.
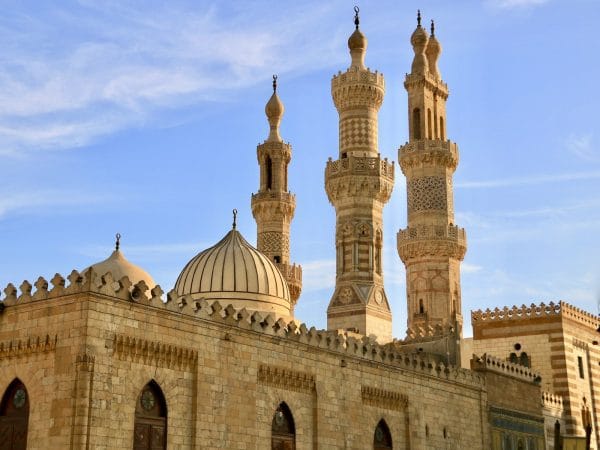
(397, 13), (467, 333)
(325, 8), (395, 342)
(251, 76), (302, 311)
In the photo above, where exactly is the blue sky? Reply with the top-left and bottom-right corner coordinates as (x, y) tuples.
(0, 0), (598, 337)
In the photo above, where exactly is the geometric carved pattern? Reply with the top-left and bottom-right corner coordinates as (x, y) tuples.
(340, 117), (377, 151)
(407, 176), (447, 212)
(258, 232), (289, 255)
(258, 364), (315, 394)
(361, 385), (408, 411)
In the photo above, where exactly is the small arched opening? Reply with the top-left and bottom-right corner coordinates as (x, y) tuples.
(133, 380), (167, 450)
(373, 419), (392, 449)
(412, 108), (421, 140)
(272, 402), (295, 450)
(427, 108), (432, 139)
(0, 379), (29, 450)
(266, 156), (273, 190)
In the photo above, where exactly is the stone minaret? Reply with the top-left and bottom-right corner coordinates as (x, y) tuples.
(397, 14), (467, 333)
(251, 76), (302, 311)
(325, 9), (395, 342)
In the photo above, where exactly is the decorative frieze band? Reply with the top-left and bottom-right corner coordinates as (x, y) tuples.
(112, 334), (197, 372)
(361, 385), (408, 411)
(0, 334), (57, 359)
(258, 364), (315, 394)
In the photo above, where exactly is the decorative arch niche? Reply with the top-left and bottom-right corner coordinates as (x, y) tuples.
(0, 378), (29, 450)
(271, 402), (295, 450)
(374, 419), (392, 449)
(133, 380), (167, 450)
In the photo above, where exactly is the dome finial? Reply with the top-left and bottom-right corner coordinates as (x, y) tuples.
(417, 10), (422, 27)
(272, 74), (277, 93)
(115, 233), (121, 251)
(232, 209), (238, 229)
(431, 19), (435, 37)
(354, 6), (360, 30)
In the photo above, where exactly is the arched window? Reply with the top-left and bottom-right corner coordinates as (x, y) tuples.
(133, 381), (167, 450)
(427, 108), (432, 139)
(272, 402), (295, 450)
(374, 419), (392, 449)
(266, 156), (273, 190)
(419, 299), (425, 314)
(439, 117), (445, 140)
(412, 108), (421, 140)
(0, 379), (29, 450)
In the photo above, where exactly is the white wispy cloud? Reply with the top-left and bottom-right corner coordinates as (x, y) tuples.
(456, 170), (600, 189)
(301, 259), (336, 292)
(0, 190), (112, 219)
(567, 133), (598, 162)
(488, 0), (549, 9)
(0, 2), (346, 155)
(462, 263), (483, 274)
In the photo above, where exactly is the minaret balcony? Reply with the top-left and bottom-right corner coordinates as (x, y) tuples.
(251, 191), (296, 204)
(325, 155), (394, 181)
(399, 139), (458, 172)
(404, 72), (448, 98)
(397, 224), (466, 261)
(331, 68), (385, 111)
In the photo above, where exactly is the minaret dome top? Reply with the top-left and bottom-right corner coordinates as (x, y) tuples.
(265, 75), (284, 142)
(348, 6), (367, 70)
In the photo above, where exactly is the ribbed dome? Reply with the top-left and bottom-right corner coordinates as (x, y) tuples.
(88, 249), (156, 288)
(175, 227), (291, 316)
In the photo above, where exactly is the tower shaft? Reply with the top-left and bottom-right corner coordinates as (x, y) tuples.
(397, 21), (467, 333)
(325, 19), (394, 342)
(251, 83), (302, 309)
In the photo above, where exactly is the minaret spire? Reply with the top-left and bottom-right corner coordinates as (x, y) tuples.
(251, 77), (302, 311)
(325, 9), (395, 343)
(397, 16), (467, 352)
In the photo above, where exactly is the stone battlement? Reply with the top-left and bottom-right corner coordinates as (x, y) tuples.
(398, 139), (459, 172)
(404, 72), (448, 99)
(397, 224), (467, 261)
(251, 191), (296, 204)
(325, 155), (394, 181)
(331, 67), (385, 90)
(542, 391), (563, 408)
(471, 353), (541, 385)
(471, 301), (599, 331)
(0, 268), (484, 389)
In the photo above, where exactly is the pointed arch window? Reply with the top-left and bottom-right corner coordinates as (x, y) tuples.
(266, 156), (273, 190)
(0, 379), (29, 450)
(427, 108), (433, 139)
(133, 381), (167, 450)
(374, 419), (392, 449)
(271, 402), (295, 450)
(439, 117), (445, 140)
(412, 108), (421, 140)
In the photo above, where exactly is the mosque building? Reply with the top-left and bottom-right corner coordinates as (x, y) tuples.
(0, 8), (597, 450)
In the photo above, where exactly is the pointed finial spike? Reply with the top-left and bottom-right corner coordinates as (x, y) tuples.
(115, 233), (121, 251)
(354, 6), (360, 29)
(431, 19), (435, 36)
(272, 74), (277, 93)
(232, 209), (238, 230)
(417, 10), (421, 27)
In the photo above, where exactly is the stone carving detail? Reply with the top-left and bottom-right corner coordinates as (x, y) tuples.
(339, 287), (354, 305)
(340, 117), (377, 150)
(0, 334), (57, 358)
(258, 364), (315, 394)
(258, 232), (289, 255)
(112, 334), (197, 372)
(361, 385), (408, 411)
(407, 176), (446, 212)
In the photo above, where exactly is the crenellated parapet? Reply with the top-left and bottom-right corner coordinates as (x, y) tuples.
(472, 301), (599, 332)
(0, 269), (484, 388)
(331, 68), (385, 110)
(542, 391), (564, 409)
(404, 72), (448, 100)
(397, 224), (466, 261)
(399, 139), (459, 172)
(325, 156), (394, 204)
(471, 353), (542, 385)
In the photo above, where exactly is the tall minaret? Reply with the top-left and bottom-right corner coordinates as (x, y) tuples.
(251, 76), (302, 311)
(397, 13), (467, 333)
(325, 8), (395, 342)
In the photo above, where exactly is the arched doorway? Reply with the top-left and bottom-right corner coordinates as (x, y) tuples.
(0, 379), (29, 450)
(374, 419), (392, 449)
(271, 402), (295, 450)
(133, 381), (167, 450)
